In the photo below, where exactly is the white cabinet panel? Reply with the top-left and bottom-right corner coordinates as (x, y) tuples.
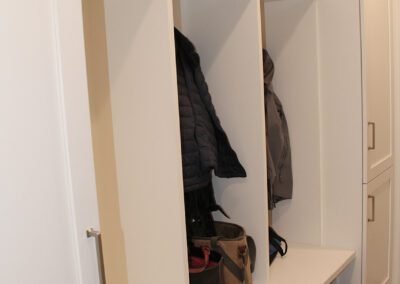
(363, 0), (393, 182)
(0, 0), (101, 282)
(102, 0), (189, 283)
(366, 168), (393, 284)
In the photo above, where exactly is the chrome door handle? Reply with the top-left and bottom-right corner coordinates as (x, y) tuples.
(87, 228), (106, 284)
(368, 195), (375, 222)
(368, 122), (376, 150)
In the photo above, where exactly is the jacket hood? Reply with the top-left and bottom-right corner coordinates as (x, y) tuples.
(263, 49), (275, 86)
(175, 28), (200, 69)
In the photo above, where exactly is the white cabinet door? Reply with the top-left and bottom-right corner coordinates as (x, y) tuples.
(0, 1), (102, 283)
(366, 168), (393, 284)
(363, 0), (393, 183)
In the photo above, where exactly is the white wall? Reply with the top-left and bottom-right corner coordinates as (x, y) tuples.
(0, 1), (87, 282)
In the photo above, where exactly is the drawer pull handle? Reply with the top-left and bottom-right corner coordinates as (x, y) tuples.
(368, 122), (376, 150)
(368, 195), (375, 222)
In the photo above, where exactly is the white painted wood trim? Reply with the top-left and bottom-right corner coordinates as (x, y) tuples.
(391, 0), (400, 282)
(52, 0), (101, 282)
(362, 183), (368, 284)
(360, 0), (369, 186)
(51, 1), (83, 282)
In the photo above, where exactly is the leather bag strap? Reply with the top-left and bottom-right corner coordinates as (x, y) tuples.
(211, 237), (246, 283)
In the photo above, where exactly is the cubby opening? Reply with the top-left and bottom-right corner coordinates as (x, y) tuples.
(173, 1), (269, 283)
(262, 0), (363, 283)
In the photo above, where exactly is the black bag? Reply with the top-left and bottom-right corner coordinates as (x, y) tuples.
(269, 227), (288, 264)
(189, 246), (224, 284)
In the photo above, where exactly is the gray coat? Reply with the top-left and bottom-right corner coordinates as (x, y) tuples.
(263, 50), (293, 208)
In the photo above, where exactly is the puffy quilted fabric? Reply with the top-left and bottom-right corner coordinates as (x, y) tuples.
(175, 29), (246, 192)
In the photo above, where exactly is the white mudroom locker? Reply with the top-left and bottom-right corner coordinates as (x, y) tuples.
(1, 0), (399, 283)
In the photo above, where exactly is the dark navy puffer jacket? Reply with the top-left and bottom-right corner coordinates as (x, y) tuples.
(175, 29), (246, 192)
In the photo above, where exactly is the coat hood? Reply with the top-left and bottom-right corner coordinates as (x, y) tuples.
(263, 49), (275, 87)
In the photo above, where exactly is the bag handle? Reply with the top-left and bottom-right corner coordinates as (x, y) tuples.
(208, 204), (231, 219)
(189, 246), (211, 273)
(246, 236), (256, 273)
(211, 237), (248, 283)
(269, 227), (288, 256)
